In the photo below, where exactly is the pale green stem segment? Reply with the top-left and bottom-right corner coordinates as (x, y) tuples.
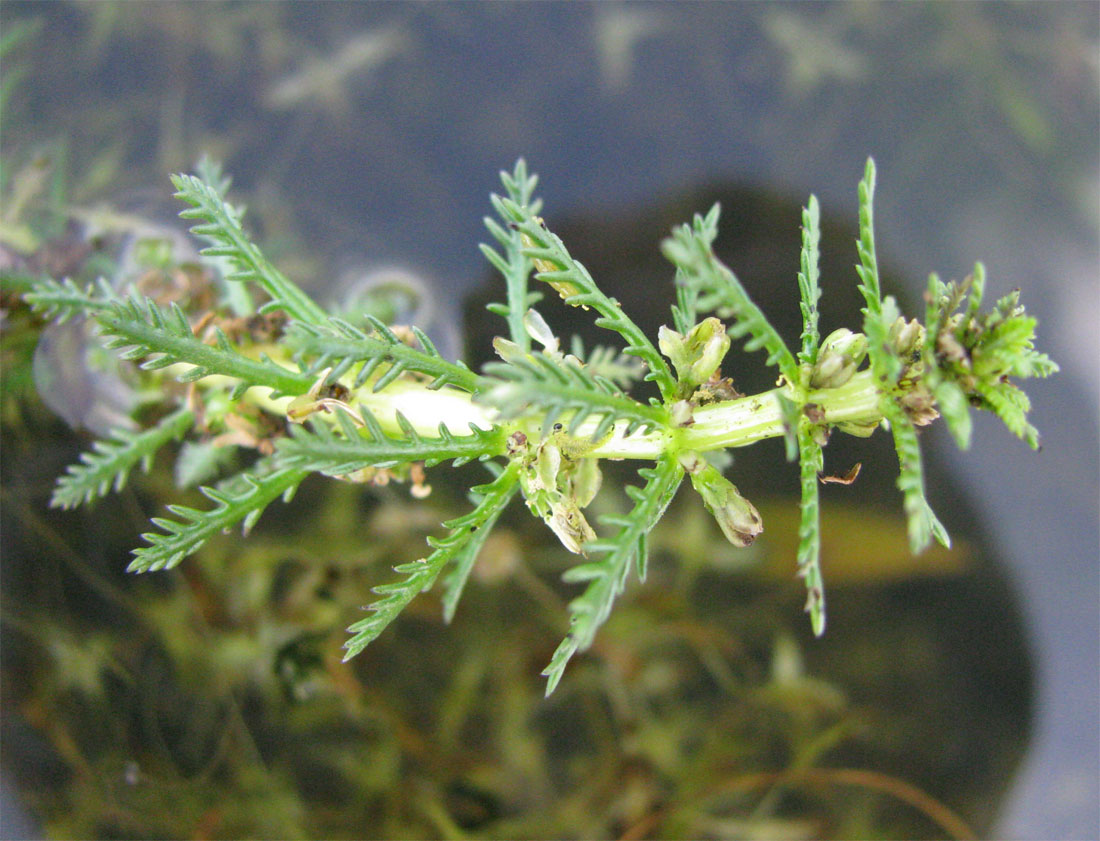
(266, 367), (887, 463)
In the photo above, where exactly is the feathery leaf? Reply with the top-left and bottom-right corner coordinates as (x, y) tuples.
(343, 460), (521, 660)
(128, 463), (307, 573)
(797, 195), (822, 367)
(796, 418), (826, 635)
(440, 463), (518, 623)
(23, 276), (115, 323)
(495, 199), (678, 401)
(855, 157), (883, 318)
(881, 398), (950, 554)
(541, 455), (683, 695)
(480, 351), (666, 440)
(662, 204), (800, 386)
(171, 171), (327, 325)
(276, 413), (505, 475)
(286, 317), (483, 393)
(482, 159), (543, 352)
(51, 407), (195, 509)
(95, 294), (313, 396)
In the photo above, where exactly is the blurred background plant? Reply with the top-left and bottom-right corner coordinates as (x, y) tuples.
(1, 3), (1096, 839)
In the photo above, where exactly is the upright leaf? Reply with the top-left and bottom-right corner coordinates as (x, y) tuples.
(797, 195), (822, 368)
(171, 171), (328, 325)
(481, 159), (544, 352)
(662, 205), (800, 387)
(496, 201), (678, 401)
(854, 157), (882, 318)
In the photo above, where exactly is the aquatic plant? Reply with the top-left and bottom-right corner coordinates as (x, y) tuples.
(23, 158), (1056, 694)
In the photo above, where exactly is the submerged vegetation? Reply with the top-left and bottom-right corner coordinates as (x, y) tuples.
(17, 157), (1055, 696)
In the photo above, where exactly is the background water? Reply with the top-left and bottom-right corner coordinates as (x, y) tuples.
(2, 2), (1097, 837)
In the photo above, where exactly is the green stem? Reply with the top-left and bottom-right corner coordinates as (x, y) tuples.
(679, 369), (882, 455)
(286, 368), (889, 462)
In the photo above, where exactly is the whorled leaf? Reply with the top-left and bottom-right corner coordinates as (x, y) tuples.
(854, 157), (883, 319)
(881, 397), (950, 554)
(797, 194), (823, 368)
(171, 170), (328, 325)
(494, 199), (679, 401)
(128, 462), (307, 573)
(482, 158), (544, 353)
(479, 350), (666, 441)
(22, 276), (114, 323)
(343, 460), (521, 660)
(796, 417), (826, 635)
(662, 204), (800, 387)
(440, 464), (521, 623)
(51, 407), (195, 509)
(96, 293), (313, 397)
(541, 455), (683, 695)
(922, 265), (1057, 450)
(275, 406), (504, 476)
(287, 316), (483, 393)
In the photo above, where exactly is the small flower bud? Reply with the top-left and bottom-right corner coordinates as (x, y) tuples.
(688, 463), (763, 547)
(492, 336), (527, 365)
(899, 383), (940, 427)
(811, 328), (867, 388)
(836, 419), (880, 438)
(889, 317), (924, 358)
(546, 499), (597, 555)
(566, 457), (602, 509)
(523, 308), (559, 354)
(810, 354), (852, 389)
(820, 328), (868, 362)
(659, 317), (731, 395)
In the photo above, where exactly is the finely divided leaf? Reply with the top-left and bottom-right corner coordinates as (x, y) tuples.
(287, 316), (483, 393)
(276, 410), (504, 476)
(662, 205), (800, 387)
(922, 265), (1057, 451)
(482, 159), (544, 352)
(495, 200), (678, 401)
(932, 378), (973, 450)
(670, 204), (722, 335)
(128, 463), (307, 573)
(171, 171), (328, 325)
(51, 407), (195, 509)
(881, 398), (950, 553)
(796, 418), (826, 635)
(23, 276), (115, 323)
(479, 352), (667, 441)
(440, 463), (519, 623)
(541, 455), (683, 695)
(855, 157), (883, 318)
(863, 295), (903, 385)
(96, 294), (313, 396)
(797, 195), (822, 367)
(343, 460), (521, 660)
